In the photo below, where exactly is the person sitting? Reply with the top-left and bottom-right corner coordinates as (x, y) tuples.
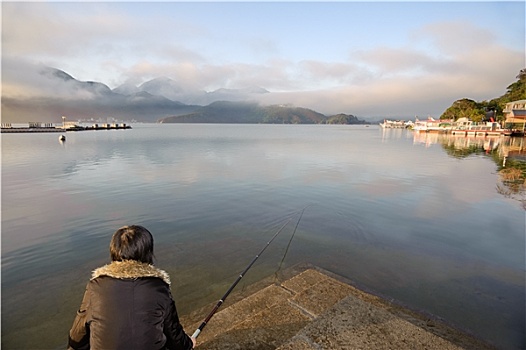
(68, 225), (196, 350)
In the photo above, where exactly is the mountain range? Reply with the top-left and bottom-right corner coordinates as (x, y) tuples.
(1, 66), (368, 124)
(160, 101), (367, 124)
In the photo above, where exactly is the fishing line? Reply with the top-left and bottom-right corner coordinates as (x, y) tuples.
(274, 205), (309, 281)
(191, 217), (292, 339)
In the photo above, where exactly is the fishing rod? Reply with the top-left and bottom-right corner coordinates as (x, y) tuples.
(191, 218), (292, 339)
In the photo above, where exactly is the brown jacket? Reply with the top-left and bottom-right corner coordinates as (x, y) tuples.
(68, 260), (193, 350)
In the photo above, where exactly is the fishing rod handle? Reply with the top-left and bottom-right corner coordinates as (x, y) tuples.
(191, 328), (201, 338)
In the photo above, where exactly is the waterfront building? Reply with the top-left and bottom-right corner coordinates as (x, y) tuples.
(503, 99), (526, 132)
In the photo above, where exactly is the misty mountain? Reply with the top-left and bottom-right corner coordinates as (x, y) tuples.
(2, 67), (200, 123)
(2, 66), (277, 123)
(1, 65), (366, 124)
(138, 77), (186, 99)
(39, 65), (114, 97)
(127, 78), (269, 106)
(159, 101), (361, 124)
(39, 66), (76, 82)
(118, 91), (199, 119)
(111, 77), (270, 107)
(160, 101), (265, 123)
(112, 82), (140, 95)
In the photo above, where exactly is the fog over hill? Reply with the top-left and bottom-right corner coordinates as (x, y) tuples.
(1, 64), (368, 124)
(160, 101), (329, 124)
(2, 66), (200, 123)
(2, 65), (280, 123)
(112, 82), (140, 96)
(137, 77), (186, 99)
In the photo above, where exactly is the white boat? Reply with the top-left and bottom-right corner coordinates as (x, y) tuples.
(413, 117), (453, 133)
(380, 119), (410, 129)
(450, 118), (507, 136)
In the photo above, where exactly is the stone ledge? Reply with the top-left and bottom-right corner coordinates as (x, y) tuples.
(184, 264), (496, 350)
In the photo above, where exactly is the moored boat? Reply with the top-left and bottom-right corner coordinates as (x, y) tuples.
(449, 118), (508, 136)
(413, 117), (453, 133)
(380, 119), (406, 129)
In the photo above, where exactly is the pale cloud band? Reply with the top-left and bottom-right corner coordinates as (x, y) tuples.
(2, 2), (524, 117)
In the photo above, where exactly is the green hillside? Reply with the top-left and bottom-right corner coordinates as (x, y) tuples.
(440, 69), (526, 122)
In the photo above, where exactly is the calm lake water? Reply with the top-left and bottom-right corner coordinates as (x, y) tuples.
(2, 124), (525, 349)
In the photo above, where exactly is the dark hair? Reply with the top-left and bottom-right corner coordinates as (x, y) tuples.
(110, 225), (154, 264)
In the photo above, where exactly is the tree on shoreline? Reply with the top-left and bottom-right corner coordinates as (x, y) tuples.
(440, 68), (526, 121)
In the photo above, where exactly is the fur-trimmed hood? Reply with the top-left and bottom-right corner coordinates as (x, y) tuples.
(91, 260), (171, 285)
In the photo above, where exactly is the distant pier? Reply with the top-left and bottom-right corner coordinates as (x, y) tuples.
(1, 122), (132, 133)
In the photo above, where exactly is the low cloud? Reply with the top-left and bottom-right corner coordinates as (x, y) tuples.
(2, 4), (523, 119)
(1, 58), (99, 100)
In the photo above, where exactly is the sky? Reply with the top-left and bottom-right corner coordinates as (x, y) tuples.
(2, 1), (525, 118)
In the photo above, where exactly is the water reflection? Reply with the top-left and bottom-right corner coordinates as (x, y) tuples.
(2, 125), (525, 349)
(412, 132), (526, 209)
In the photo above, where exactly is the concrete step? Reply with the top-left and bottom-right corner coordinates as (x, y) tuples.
(191, 269), (355, 349)
(189, 267), (496, 350)
(278, 294), (464, 350)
